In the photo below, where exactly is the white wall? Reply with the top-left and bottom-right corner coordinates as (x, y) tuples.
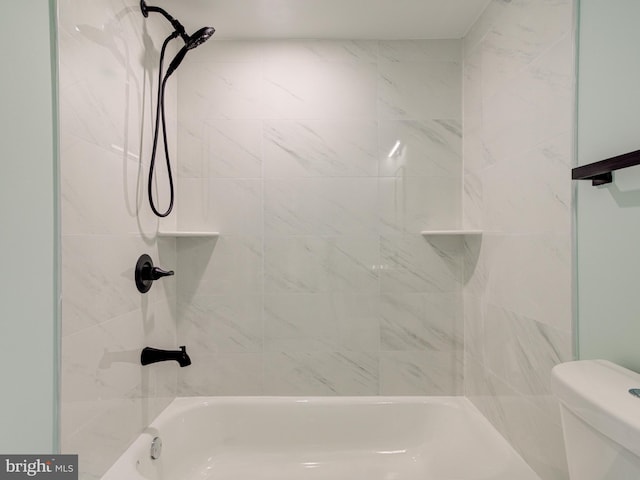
(58, 1), (181, 477)
(462, 1), (575, 479)
(174, 40), (465, 395)
(0, 0), (57, 453)
(576, 0), (640, 372)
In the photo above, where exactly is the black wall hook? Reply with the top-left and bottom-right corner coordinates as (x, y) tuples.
(135, 254), (174, 293)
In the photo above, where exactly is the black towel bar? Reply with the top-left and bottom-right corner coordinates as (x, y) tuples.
(572, 149), (640, 186)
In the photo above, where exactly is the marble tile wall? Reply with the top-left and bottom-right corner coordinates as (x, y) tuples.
(462, 1), (575, 479)
(57, 3), (575, 477)
(58, 0), (181, 478)
(175, 40), (465, 396)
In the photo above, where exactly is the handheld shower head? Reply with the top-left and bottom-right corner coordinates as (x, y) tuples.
(165, 27), (215, 78)
(187, 26), (215, 50)
(141, 0), (215, 218)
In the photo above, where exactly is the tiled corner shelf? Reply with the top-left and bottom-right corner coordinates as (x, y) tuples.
(158, 231), (220, 238)
(421, 229), (483, 236)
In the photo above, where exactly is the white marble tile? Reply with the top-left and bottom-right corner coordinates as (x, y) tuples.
(482, 140), (571, 236)
(263, 62), (378, 120)
(380, 235), (462, 294)
(463, 0), (510, 55)
(481, 89), (540, 166)
(520, 32), (574, 112)
(264, 236), (379, 294)
(205, 120), (263, 178)
(184, 40), (265, 64)
(482, 234), (572, 330)
(461, 2), (574, 478)
(379, 61), (461, 120)
(177, 178), (262, 235)
(379, 350), (462, 395)
(463, 46), (483, 133)
(177, 294), (263, 353)
(333, 294), (381, 352)
(61, 138), (149, 235)
(463, 168), (483, 230)
(504, 401), (569, 480)
(63, 397), (145, 480)
(464, 353), (510, 430)
(61, 309), (145, 437)
(263, 352), (378, 395)
(480, 0), (572, 99)
(142, 294), (178, 349)
(176, 121), (207, 178)
(379, 120), (462, 178)
(61, 235), (148, 335)
(482, 304), (572, 397)
(264, 294), (340, 352)
(263, 293), (380, 352)
(265, 178), (379, 236)
(380, 40), (461, 63)
(379, 176), (462, 234)
(177, 236), (262, 298)
(262, 40), (379, 64)
(145, 335), (179, 416)
(380, 293), (462, 352)
(178, 61), (265, 120)
(264, 120), (378, 178)
(179, 119), (264, 179)
(178, 353), (264, 396)
(463, 294), (485, 363)
(491, 74), (571, 167)
(468, 362), (569, 480)
(58, 13), (152, 156)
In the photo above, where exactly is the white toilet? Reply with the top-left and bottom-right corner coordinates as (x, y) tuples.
(552, 360), (640, 479)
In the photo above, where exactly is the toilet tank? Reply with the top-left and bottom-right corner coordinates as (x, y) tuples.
(551, 360), (640, 480)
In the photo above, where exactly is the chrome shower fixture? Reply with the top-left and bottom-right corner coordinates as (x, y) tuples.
(140, 0), (215, 217)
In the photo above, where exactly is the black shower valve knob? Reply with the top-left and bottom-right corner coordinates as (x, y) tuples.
(148, 266), (174, 281)
(135, 254), (174, 294)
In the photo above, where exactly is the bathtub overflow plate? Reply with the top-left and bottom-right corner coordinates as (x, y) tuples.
(150, 436), (162, 460)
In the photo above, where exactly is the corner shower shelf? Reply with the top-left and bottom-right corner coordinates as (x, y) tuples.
(157, 231), (219, 238)
(421, 229), (483, 236)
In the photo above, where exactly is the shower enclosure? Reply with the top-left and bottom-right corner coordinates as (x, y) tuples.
(7, 0), (578, 479)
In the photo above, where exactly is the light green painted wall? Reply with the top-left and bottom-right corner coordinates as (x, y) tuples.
(0, 0), (57, 451)
(577, 0), (640, 370)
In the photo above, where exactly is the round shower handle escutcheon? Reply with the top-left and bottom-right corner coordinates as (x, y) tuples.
(135, 254), (174, 294)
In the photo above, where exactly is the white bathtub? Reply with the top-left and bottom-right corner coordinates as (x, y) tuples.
(101, 396), (540, 480)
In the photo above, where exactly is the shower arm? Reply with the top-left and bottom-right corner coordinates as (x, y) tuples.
(140, 0), (189, 44)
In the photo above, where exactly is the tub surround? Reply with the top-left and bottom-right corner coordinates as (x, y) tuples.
(462, 1), (575, 479)
(175, 39), (465, 397)
(59, 0), (180, 478)
(58, 0), (576, 479)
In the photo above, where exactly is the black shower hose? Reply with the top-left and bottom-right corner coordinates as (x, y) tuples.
(148, 32), (178, 218)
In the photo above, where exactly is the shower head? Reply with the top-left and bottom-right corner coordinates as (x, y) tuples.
(140, 1), (215, 48)
(187, 26), (215, 50)
(165, 27), (215, 78)
(141, 0), (216, 218)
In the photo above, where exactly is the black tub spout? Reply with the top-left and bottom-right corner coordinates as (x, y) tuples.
(141, 346), (191, 367)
